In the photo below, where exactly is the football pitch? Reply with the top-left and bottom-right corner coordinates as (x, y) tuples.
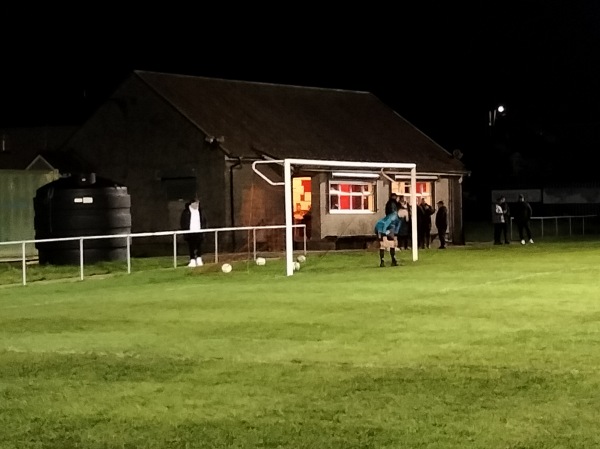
(1, 240), (600, 448)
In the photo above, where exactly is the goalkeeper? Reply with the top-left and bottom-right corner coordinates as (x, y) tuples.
(374, 212), (401, 267)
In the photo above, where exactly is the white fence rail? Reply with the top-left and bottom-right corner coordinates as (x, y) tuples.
(510, 215), (597, 239)
(0, 224), (307, 286)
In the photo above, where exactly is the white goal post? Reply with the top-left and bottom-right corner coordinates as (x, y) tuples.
(252, 158), (418, 276)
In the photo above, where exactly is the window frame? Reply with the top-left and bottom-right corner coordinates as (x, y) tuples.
(392, 180), (433, 204)
(328, 178), (376, 214)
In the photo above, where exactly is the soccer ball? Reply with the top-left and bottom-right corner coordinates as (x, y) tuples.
(297, 255), (306, 263)
(293, 261), (301, 271)
(256, 257), (266, 266)
(221, 263), (232, 273)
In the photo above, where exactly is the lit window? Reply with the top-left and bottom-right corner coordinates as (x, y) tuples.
(392, 181), (432, 203)
(329, 180), (375, 213)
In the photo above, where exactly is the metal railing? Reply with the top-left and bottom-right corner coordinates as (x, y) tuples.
(0, 224), (307, 286)
(510, 215), (597, 239)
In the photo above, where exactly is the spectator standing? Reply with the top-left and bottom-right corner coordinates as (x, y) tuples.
(417, 198), (435, 249)
(398, 195), (409, 211)
(513, 194), (534, 244)
(492, 197), (505, 245)
(435, 200), (448, 249)
(397, 207), (411, 250)
(180, 198), (208, 267)
(385, 192), (399, 215)
(500, 196), (511, 244)
(398, 195), (412, 244)
(299, 207), (312, 240)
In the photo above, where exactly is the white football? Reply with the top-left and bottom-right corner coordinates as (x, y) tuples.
(256, 257), (266, 266)
(221, 263), (232, 273)
(297, 255), (306, 263)
(293, 261), (301, 271)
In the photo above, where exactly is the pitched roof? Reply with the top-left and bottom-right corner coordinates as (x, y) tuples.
(27, 150), (91, 174)
(135, 71), (467, 175)
(0, 126), (77, 170)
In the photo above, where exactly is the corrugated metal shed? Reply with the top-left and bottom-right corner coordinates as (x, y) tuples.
(0, 169), (59, 258)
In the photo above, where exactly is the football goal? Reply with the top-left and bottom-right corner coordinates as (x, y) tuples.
(252, 158), (418, 276)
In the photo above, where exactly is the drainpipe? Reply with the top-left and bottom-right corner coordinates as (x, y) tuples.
(229, 157), (243, 249)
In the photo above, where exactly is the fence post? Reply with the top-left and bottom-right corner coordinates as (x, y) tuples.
(172, 234), (178, 268)
(303, 224), (307, 255)
(127, 236), (132, 274)
(214, 231), (219, 263)
(79, 238), (84, 281)
(21, 242), (27, 286)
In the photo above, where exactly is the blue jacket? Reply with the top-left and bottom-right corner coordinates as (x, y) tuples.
(374, 212), (401, 235)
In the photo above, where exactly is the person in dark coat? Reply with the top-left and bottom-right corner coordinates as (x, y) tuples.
(513, 194), (534, 244)
(416, 198), (435, 249)
(180, 198), (208, 267)
(385, 193), (399, 215)
(435, 200), (448, 249)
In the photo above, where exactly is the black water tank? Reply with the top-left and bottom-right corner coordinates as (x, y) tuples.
(34, 173), (132, 265)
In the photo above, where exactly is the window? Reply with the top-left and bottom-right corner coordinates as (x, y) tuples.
(292, 177), (312, 220)
(329, 180), (375, 213)
(392, 180), (433, 204)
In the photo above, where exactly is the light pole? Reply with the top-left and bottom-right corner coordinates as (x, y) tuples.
(488, 104), (506, 128)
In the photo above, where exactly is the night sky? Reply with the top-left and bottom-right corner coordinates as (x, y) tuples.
(2, 3), (599, 161)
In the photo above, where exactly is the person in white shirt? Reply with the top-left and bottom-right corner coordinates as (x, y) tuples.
(492, 197), (505, 245)
(180, 198), (207, 267)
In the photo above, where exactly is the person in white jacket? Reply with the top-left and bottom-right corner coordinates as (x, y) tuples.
(180, 198), (207, 267)
(492, 197), (505, 245)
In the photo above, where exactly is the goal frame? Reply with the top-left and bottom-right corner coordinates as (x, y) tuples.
(253, 158), (418, 276)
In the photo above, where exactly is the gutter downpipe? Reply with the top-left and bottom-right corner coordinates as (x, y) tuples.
(229, 157), (243, 249)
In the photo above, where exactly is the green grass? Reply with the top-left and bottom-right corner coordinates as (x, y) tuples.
(1, 241), (600, 448)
